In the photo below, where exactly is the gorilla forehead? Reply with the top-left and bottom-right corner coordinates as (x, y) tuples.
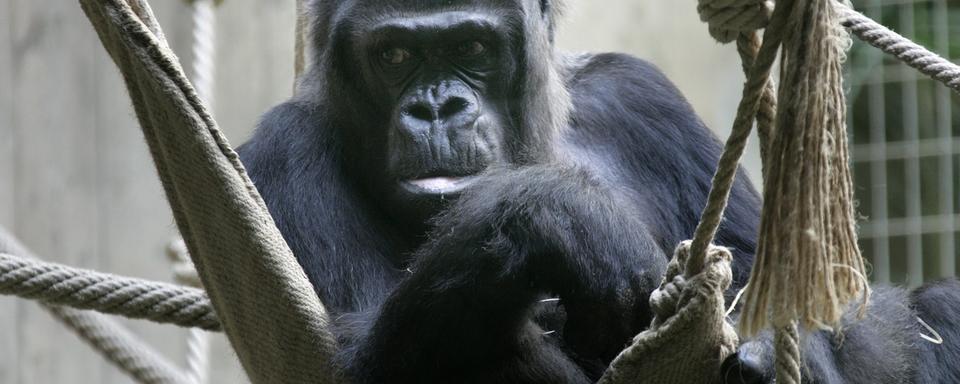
(315, 0), (558, 24)
(340, 0), (523, 25)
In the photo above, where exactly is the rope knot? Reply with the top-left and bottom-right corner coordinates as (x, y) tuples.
(650, 241), (733, 320)
(697, 0), (773, 43)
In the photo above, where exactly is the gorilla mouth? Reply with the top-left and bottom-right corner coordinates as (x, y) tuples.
(402, 175), (479, 195)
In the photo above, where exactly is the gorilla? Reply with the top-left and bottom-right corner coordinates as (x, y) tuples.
(236, 0), (960, 382)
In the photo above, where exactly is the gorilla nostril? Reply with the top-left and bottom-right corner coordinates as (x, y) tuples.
(406, 104), (435, 122)
(438, 97), (472, 119)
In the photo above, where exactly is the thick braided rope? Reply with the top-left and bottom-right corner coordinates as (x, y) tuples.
(686, 0), (792, 275)
(775, 323), (802, 384)
(80, 1), (340, 381)
(0, 228), (191, 384)
(0, 253), (221, 331)
(838, 4), (960, 94)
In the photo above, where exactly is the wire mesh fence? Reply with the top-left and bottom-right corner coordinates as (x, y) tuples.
(848, 0), (960, 286)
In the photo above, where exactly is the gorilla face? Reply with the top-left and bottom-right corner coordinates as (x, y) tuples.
(346, 6), (523, 214)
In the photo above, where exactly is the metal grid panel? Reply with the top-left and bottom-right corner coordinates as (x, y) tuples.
(848, 0), (959, 286)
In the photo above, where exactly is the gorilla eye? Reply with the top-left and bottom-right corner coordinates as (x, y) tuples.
(380, 47), (412, 65)
(457, 41), (486, 57)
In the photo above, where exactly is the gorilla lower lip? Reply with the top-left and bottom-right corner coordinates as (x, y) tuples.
(405, 177), (474, 194)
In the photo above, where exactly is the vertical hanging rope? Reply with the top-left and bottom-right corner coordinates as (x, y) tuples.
(686, 0), (783, 276)
(740, 0), (868, 337)
(735, 32), (777, 178)
(774, 322), (802, 384)
(739, 5), (869, 384)
(169, 238), (209, 384)
(696, 1), (870, 382)
(190, 0), (217, 108)
(183, 1), (218, 382)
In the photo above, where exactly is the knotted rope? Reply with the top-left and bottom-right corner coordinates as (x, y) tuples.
(598, 242), (739, 384)
(0, 253), (220, 331)
(691, 0), (873, 383)
(686, 0), (788, 285)
(697, 0), (774, 43)
(0, 1), (953, 383)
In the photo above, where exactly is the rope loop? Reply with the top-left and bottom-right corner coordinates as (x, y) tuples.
(653, 241), (734, 321)
(697, 0), (774, 43)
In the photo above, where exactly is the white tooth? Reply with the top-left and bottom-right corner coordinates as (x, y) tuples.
(410, 177), (460, 191)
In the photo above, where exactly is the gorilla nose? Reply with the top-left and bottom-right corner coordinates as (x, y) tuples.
(401, 94), (479, 130)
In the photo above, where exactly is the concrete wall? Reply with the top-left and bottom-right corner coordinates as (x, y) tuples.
(0, 1), (747, 382)
(558, 1), (761, 181)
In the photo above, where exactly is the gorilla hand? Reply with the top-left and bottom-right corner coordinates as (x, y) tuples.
(349, 165), (667, 382)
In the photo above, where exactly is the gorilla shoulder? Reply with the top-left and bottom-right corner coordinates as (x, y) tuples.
(564, 52), (691, 106)
(561, 52), (714, 145)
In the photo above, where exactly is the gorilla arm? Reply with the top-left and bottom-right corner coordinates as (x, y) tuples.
(239, 102), (407, 314)
(342, 165), (668, 383)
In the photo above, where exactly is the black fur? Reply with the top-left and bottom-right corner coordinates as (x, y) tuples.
(237, 1), (960, 383)
(723, 281), (960, 383)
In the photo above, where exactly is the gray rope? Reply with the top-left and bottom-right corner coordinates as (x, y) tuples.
(189, 0), (217, 108)
(182, 1), (218, 380)
(46, 305), (192, 384)
(839, 4), (960, 94)
(169, 238), (210, 384)
(0, 253), (221, 331)
(0, 228), (190, 384)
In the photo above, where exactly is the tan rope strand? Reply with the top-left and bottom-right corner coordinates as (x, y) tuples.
(774, 322), (802, 384)
(736, 32), (777, 178)
(740, 0), (867, 339)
